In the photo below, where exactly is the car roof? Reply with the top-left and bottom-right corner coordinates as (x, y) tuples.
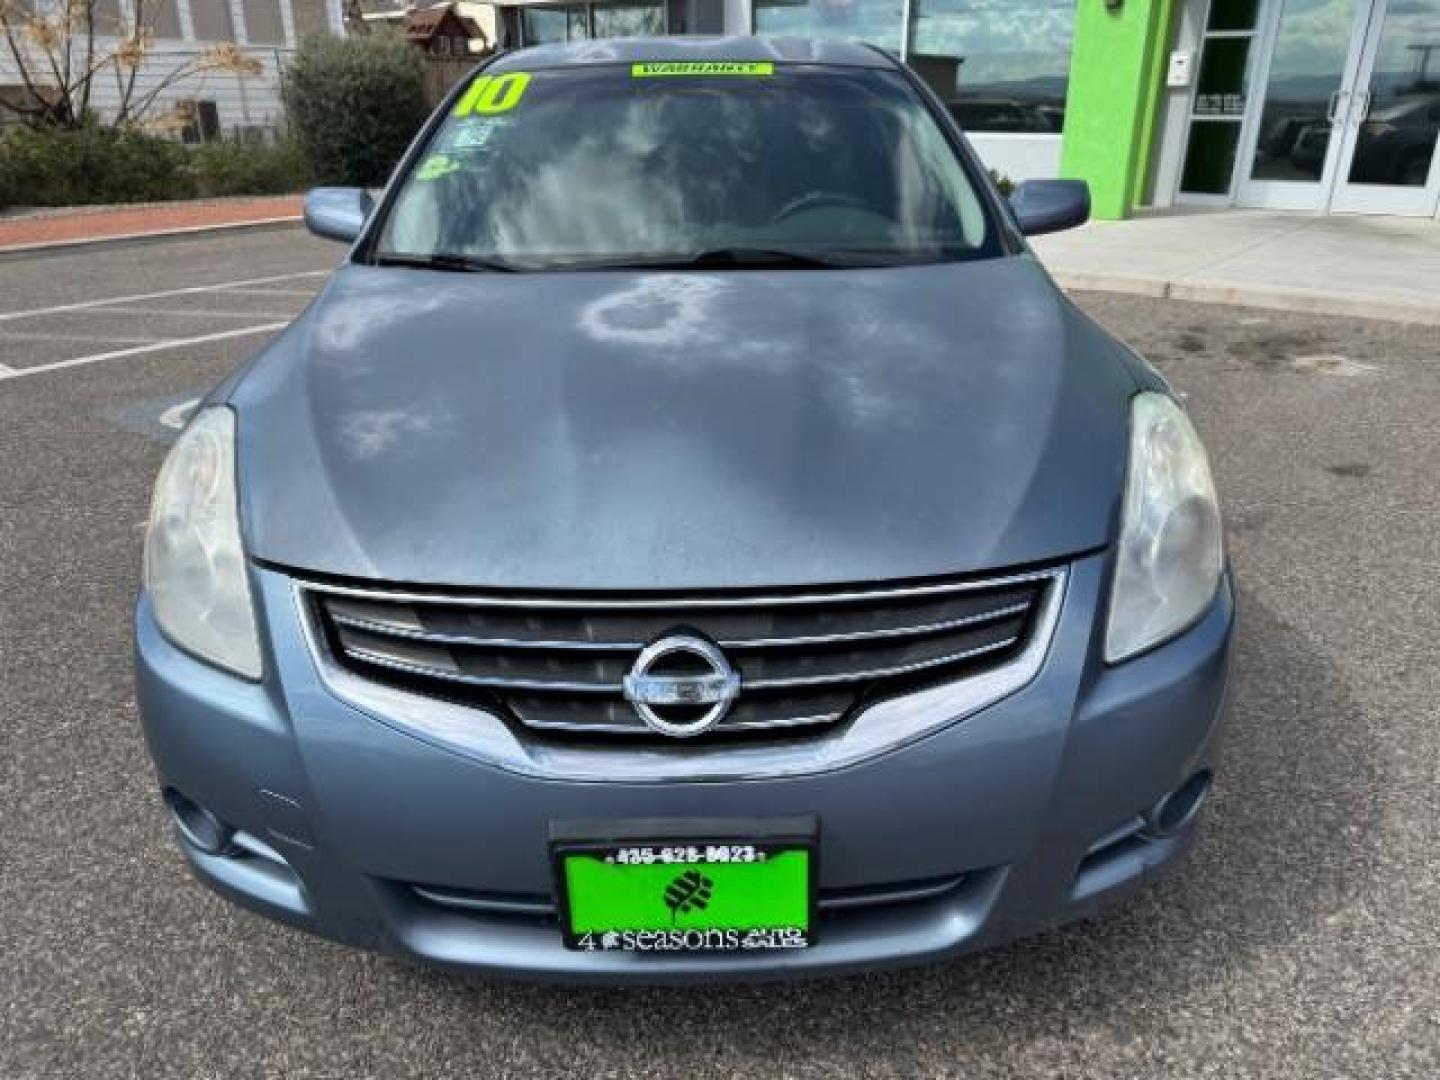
(486, 35), (898, 73)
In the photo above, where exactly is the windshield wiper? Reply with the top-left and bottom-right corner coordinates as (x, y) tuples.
(683, 247), (845, 269)
(372, 248), (878, 273)
(370, 252), (519, 273)
(556, 247), (849, 271)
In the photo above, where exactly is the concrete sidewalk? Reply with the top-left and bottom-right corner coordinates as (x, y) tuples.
(1032, 209), (1440, 325)
(0, 196), (303, 254)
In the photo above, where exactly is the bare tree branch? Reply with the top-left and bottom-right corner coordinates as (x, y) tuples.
(1, 0), (258, 130)
(79, 0), (97, 118)
(122, 45), (260, 126)
(30, 8), (75, 113)
(113, 4), (146, 125)
(61, 0), (77, 97)
(0, 3), (59, 124)
(114, 0), (153, 123)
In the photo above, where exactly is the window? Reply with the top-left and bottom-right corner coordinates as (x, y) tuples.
(1179, 0), (1262, 194)
(906, 0), (1076, 133)
(180, 99), (222, 143)
(593, 0), (664, 37)
(91, 0), (125, 33)
(377, 65), (995, 268)
(753, 0), (904, 53)
(521, 1), (665, 43)
(141, 0), (185, 38)
(292, 0), (332, 40)
(242, 0), (286, 45)
(191, 0), (237, 41)
(521, 5), (590, 43)
(674, 0), (724, 33)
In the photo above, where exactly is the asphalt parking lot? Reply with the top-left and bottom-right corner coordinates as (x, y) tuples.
(2, 229), (1438, 1078)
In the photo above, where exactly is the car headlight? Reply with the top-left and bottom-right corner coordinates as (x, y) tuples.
(143, 406), (261, 679)
(1105, 392), (1224, 663)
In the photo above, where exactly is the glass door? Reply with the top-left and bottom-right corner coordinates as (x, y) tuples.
(1329, 0), (1440, 214)
(1234, 0), (1370, 209)
(1177, 0), (1268, 200)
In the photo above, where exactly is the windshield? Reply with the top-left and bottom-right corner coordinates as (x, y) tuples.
(372, 62), (997, 270)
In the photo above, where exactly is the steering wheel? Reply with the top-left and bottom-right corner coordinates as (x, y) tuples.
(768, 190), (876, 225)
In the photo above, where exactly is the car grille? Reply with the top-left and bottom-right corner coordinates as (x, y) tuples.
(304, 569), (1059, 740)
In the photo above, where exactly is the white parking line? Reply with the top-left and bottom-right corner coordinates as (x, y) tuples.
(0, 322), (288, 380)
(0, 271), (327, 324)
(222, 287), (322, 298)
(92, 306), (301, 319)
(0, 330), (165, 344)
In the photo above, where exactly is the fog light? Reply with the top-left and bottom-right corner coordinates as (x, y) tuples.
(164, 788), (236, 855)
(1142, 770), (1213, 839)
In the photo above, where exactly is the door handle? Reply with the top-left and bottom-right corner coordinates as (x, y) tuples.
(1327, 90), (1350, 123)
(1352, 90), (1372, 124)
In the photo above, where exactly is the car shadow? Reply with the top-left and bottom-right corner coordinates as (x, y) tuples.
(400, 589), (1380, 1061)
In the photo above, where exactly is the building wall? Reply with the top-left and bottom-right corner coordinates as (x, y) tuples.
(453, 2), (498, 48)
(0, 0), (341, 135)
(966, 133), (1063, 187)
(1058, 0), (1175, 218)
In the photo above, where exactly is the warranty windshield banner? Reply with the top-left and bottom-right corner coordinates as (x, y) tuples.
(632, 61), (775, 78)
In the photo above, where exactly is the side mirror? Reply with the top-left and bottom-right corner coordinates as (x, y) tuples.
(1008, 179), (1090, 236)
(304, 187), (374, 243)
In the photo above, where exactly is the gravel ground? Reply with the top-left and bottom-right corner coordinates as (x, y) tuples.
(1, 231), (1437, 1078)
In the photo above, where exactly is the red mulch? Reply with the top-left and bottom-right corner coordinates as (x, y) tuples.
(0, 196), (304, 249)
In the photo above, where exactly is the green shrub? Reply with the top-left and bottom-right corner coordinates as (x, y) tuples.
(188, 137), (311, 197)
(0, 142), (16, 210)
(0, 126), (312, 209)
(0, 125), (195, 207)
(282, 33), (429, 186)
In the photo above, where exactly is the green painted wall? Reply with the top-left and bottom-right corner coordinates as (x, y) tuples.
(1061, 0), (1176, 219)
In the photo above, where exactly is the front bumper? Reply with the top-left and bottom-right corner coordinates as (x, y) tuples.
(135, 552), (1235, 983)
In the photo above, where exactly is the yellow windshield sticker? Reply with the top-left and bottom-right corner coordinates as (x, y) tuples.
(416, 154), (460, 181)
(631, 61), (775, 78)
(452, 72), (532, 117)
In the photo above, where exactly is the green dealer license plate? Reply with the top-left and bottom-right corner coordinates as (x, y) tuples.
(553, 821), (815, 953)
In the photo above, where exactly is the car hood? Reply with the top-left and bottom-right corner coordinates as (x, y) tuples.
(231, 255), (1136, 590)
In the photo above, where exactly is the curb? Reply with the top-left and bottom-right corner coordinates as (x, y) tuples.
(1051, 270), (1440, 327)
(0, 215), (303, 260)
